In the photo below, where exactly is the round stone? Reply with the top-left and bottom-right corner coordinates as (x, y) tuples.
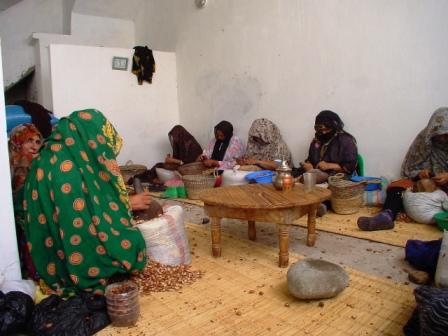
(287, 258), (349, 300)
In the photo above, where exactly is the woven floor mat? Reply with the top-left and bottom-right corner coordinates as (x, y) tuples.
(99, 224), (415, 336)
(293, 207), (442, 248)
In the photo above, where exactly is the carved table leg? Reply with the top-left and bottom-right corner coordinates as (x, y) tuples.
(248, 220), (256, 241)
(211, 217), (222, 257)
(277, 224), (289, 267)
(307, 204), (318, 247)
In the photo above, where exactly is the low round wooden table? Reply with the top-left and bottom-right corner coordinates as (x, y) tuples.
(200, 184), (331, 267)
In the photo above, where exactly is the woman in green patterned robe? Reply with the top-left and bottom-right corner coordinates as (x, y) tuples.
(24, 109), (147, 295)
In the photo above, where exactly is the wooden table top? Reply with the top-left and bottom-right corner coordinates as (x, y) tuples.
(200, 184), (331, 210)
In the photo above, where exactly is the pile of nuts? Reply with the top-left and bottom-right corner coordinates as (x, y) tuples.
(131, 260), (204, 294)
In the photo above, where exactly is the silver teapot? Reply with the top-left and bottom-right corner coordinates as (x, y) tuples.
(272, 160), (294, 191)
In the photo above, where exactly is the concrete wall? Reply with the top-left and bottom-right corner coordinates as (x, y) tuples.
(71, 12), (135, 47)
(50, 44), (179, 167)
(0, 39), (22, 280)
(170, 0), (448, 179)
(0, 0), (67, 90)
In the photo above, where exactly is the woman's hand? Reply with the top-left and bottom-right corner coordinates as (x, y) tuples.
(129, 191), (152, 210)
(236, 157), (246, 165)
(165, 154), (182, 165)
(432, 172), (448, 186)
(317, 161), (342, 172)
(241, 158), (258, 165)
(197, 154), (207, 162)
(418, 169), (431, 179)
(203, 159), (219, 168)
(301, 162), (313, 172)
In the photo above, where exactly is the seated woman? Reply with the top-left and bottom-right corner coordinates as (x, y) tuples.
(9, 124), (43, 280)
(302, 110), (358, 182)
(199, 120), (244, 169)
(24, 109), (150, 295)
(358, 107), (448, 231)
(237, 118), (292, 170)
(134, 125), (202, 184)
(165, 125), (203, 166)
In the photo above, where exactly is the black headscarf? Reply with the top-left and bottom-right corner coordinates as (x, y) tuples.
(168, 125), (202, 164)
(211, 121), (233, 161)
(314, 110), (344, 143)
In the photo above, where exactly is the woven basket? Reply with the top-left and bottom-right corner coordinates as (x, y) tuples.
(182, 174), (216, 200)
(119, 161), (147, 184)
(178, 162), (207, 176)
(328, 174), (365, 215)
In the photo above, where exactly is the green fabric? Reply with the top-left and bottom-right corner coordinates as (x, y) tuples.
(24, 109), (146, 295)
(357, 154), (365, 176)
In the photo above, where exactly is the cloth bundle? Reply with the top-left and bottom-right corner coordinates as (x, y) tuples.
(403, 189), (448, 224)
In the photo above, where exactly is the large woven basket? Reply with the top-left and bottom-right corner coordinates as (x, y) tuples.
(119, 161), (147, 184)
(178, 162), (207, 176)
(182, 174), (216, 200)
(328, 174), (365, 214)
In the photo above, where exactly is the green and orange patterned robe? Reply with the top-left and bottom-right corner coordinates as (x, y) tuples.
(24, 109), (146, 295)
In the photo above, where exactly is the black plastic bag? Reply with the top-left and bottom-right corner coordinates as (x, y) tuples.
(0, 290), (34, 335)
(31, 292), (110, 336)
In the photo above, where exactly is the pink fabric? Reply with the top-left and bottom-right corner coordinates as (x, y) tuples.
(203, 135), (244, 169)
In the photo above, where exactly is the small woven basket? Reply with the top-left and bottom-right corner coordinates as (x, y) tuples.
(119, 161), (147, 184)
(182, 174), (216, 200)
(328, 174), (365, 215)
(178, 162), (207, 176)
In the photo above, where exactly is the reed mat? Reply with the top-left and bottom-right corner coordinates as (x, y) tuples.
(149, 191), (205, 207)
(293, 207), (442, 248)
(99, 224), (414, 336)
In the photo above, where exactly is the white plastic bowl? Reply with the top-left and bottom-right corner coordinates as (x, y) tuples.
(156, 167), (179, 183)
(221, 169), (250, 187)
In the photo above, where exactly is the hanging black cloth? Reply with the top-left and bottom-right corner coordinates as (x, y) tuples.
(15, 100), (53, 138)
(132, 46), (156, 85)
(211, 121), (233, 161)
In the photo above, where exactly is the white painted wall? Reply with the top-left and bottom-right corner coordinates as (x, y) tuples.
(50, 44), (179, 167)
(71, 13), (135, 47)
(0, 0), (67, 89)
(0, 39), (22, 280)
(33, 28), (137, 110)
(169, 0), (448, 180)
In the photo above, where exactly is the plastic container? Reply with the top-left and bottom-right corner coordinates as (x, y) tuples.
(105, 281), (140, 327)
(156, 168), (179, 183)
(434, 212), (448, 231)
(350, 176), (382, 191)
(435, 230), (448, 288)
(221, 169), (250, 187)
(244, 170), (275, 184)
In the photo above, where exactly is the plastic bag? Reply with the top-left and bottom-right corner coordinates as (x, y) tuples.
(0, 279), (36, 299)
(137, 205), (191, 265)
(31, 292), (109, 336)
(403, 189), (448, 224)
(0, 290), (34, 335)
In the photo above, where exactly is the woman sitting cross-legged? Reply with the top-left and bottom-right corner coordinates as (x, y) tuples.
(358, 107), (448, 231)
(301, 110), (358, 183)
(24, 109), (150, 295)
(165, 125), (203, 166)
(198, 120), (244, 169)
(236, 118), (292, 170)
